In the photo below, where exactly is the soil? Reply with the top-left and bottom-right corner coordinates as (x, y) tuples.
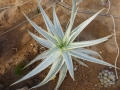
(0, 0), (120, 90)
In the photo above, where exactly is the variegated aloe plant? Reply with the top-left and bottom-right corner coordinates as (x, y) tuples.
(11, 0), (114, 90)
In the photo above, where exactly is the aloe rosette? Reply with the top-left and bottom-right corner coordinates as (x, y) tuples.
(11, 0), (114, 90)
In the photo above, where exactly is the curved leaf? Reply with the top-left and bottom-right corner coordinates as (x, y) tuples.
(30, 57), (64, 89)
(73, 57), (88, 67)
(73, 48), (103, 60)
(55, 63), (67, 90)
(53, 5), (64, 39)
(70, 50), (115, 67)
(23, 49), (50, 69)
(64, 0), (77, 40)
(67, 35), (112, 49)
(38, 2), (61, 40)
(11, 50), (60, 86)
(28, 30), (54, 48)
(22, 12), (58, 45)
(68, 9), (104, 43)
(62, 50), (74, 80)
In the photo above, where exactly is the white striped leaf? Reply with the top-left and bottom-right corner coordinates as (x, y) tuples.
(53, 5), (64, 39)
(70, 50), (115, 67)
(23, 49), (51, 69)
(64, 0), (76, 40)
(30, 57), (64, 89)
(73, 48), (103, 60)
(11, 50), (60, 86)
(38, 2), (61, 39)
(28, 30), (54, 48)
(67, 35), (112, 49)
(62, 50), (74, 80)
(68, 9), (104, 44)
(22, 12), (58, 45)
(55, 63), (67, 90)
(72, 57), (88, 67)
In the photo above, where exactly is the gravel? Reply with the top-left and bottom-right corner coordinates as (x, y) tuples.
(97, 69), (116, 87)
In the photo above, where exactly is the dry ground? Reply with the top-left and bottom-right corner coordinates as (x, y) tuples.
(0, 0), (120, 90)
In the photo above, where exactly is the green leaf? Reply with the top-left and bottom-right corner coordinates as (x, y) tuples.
(28, 30), (54, 48)
(11, 50), (60, 86)
(30, 57), (64, 89)
(62, 50), (74, 80)
(22, 12), (58, 45)
(67, 35), (112, 49)
(55, 63), (67, 90)
(68, 9), (104, 44)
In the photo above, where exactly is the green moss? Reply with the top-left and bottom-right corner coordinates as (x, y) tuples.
(35, 8), (39, 14)
(14, 62), (25, 77)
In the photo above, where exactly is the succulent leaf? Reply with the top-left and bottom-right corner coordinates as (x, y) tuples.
(12, 0), (114, 89)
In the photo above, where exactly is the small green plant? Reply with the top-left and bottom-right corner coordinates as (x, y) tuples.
(35, 7), (39, 14)
(11, 0), (115, 89)
(14, 63), (25, 77)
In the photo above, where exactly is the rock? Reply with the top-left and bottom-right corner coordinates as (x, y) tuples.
(106, 79), (110, 82)
(108, 81), (113, 85)
(97, 76), (100, 79)
(104, 70), (109, 73)
(105, 83), (109, 86)
(104, 80), (107, 83)
(102, 70), (105, 74)
(100, 79), (104, 82)
(103, 72), (108, 77)
(103, 76), (107, 80)
(112, 82), (115, 85)
(99, 72), (102, 76)
(108, 75), (115, 80)
(33, 47), (38, 53)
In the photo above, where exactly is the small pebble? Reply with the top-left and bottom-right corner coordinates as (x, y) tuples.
(106, 79), (110, 82)
(110, 71), (114, 75)
(104, 80), (107, 83)
(99, 72), (102, 76)
(105, 83), (109, 86)
(109, 81), (113, 84)
(104, 85), (108, 87)
(100, 79), (104, 82)
(108, 75), (115, 80)
(104, 70), (109, 73)
(103, 73), (108, 76)
(112, 82), (115, 85)
(103, 76), (107, 80)
(102, 70), (105, 73)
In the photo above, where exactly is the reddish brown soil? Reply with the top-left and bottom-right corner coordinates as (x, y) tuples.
(0, 0), (120, 90)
